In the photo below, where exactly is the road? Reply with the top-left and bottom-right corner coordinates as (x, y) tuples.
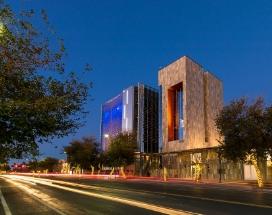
(0, 175), (272, 215)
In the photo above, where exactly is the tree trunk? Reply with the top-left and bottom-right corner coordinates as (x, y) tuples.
(91, 165), (94, 175)
(110, 167), (115, 176)
(251, 156), (264, 188)
(120, 166), (126, 179)
(163, 167), (167, 181)
(194, 163), (202, 182)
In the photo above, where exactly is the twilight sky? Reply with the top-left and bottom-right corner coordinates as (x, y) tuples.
(10, 0), (272, 159)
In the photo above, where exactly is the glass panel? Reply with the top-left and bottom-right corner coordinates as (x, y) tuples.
(177, 88), (183, 140)
(101, 94), (123, 150)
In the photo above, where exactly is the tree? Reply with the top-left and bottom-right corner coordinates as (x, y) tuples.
(0, 162), (9, 171)
(216, 97), (272, 187)
(27, 160), (39, 172)
(64, 136), (99, 171)
(27, 157), (59, 172)
(0, 1), (91, 161)
(95, 151), (108, 175)
(107, 133), (137, 178)
(38, 157), (59, 173)
(264, 105), (272, 159)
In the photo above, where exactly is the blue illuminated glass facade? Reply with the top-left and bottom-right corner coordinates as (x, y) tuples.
(100, 84), (159, 153)
(101, 94), (123, 151)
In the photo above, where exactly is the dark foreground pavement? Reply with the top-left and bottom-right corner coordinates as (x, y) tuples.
(0, 174), (272, 215)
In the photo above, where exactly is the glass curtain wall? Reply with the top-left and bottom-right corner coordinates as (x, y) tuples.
(176, 87), (183, 140)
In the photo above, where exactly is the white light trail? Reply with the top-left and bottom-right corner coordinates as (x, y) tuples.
(2, 175), (195, 215)
(0, 188), (12, 215)
(1, 177), (68, 215)
(3, 174), (272, 210)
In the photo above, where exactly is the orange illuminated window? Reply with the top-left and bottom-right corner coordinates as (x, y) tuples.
(167, 83), (183, 141)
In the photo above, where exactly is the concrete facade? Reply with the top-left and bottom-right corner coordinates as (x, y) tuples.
(159, 56), (223, 153)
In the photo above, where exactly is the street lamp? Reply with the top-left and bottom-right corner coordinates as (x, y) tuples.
(104, 134), (110, 151)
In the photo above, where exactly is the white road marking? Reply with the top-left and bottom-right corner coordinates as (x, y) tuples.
(0, 187), (12, 215)
(2, 175), (197, 215)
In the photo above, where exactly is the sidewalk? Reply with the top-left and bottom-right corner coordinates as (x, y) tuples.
(124, 175), (272, 191)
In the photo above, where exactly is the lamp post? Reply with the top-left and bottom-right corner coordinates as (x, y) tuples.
(64, 151), (67, 161)
(104, 134), (110, 151)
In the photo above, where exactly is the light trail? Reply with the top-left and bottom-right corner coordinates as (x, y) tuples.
(6, 175), (272, 210)
(10, 172), (120, 179)
(2, 177), (71, 215)
(2, 175), (196, 215)
(0, 188), (12, 215)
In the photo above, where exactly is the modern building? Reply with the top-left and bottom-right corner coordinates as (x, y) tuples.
(157, 56), (228, 179)
(100, 55), (271, 181)
(100, 84), (159, 153)
(159, 56), (223, 152)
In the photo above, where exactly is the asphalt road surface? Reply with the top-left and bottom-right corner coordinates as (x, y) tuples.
(0, 175), (272, 215)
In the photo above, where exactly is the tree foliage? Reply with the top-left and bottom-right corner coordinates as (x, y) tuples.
(0, 1), (91, 160)
(216, 97), (272, 161)
(38, 157), (59, 172)
(28, 157), (59, 172)
(0, 162), (9, 171)
(216, 97), (272, 187)
(27, 157), (60, 172)
(107, 133), (137, 168)
(64, 136), (99, 170)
